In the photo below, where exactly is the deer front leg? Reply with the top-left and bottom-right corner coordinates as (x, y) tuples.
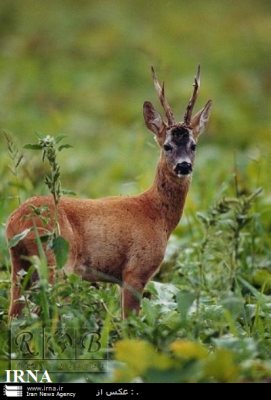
(122, 265), (158, 319)
(122, 274), (145, 319)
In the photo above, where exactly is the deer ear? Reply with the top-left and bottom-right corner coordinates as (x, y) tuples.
(190, 100), (212, 140)
(143, 101), (164, 136)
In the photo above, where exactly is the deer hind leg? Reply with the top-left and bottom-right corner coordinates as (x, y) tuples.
(8, 240), (56, 319)
(8, 242), (33, 318)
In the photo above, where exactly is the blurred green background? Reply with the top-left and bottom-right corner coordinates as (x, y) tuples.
(0, 0), (270, 205)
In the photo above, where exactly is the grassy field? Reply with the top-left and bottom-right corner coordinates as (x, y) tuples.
(0, 0), (271, 383)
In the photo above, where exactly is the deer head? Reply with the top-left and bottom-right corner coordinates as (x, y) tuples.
(143, 66), (212, 178)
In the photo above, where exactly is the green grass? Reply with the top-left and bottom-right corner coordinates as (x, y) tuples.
(1, 0), (271, 383)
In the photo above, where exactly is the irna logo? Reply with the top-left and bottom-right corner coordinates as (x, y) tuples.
(5, 370), (52, 383)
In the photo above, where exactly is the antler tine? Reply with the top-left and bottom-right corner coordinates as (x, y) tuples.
(151, 66), (175, 125)
(183, 65), (201, 126)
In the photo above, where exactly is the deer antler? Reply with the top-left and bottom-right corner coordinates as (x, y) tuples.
(183, 65), (201, 126)
(151, 66), (175, 126)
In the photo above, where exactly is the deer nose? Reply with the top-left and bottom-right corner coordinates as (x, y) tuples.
(174, 161), (192, 176)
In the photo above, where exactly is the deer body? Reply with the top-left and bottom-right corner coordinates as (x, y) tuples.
(7, 66), (211, 318)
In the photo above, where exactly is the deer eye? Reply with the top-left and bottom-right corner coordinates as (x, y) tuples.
(163, 144), (173, 152)
(191, 143), (197, 151)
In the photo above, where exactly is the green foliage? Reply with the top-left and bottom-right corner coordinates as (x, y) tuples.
(24, 135), (72, 206)
(2, 131), (24, 205)
(3, 132), (24, 177)
(197, 187), (262, 292)
(52, 236), (69, 270)
(113, 338), (271, 383)
(24, 134), (71, 271)
(2, 161), (271, 382)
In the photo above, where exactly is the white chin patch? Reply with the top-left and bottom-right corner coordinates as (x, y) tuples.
(176, 172), (191, 178)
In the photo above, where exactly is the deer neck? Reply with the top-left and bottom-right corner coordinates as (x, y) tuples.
(148, 155), (191, 236)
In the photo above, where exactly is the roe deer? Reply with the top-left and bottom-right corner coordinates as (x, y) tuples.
(7, 66), (212, 319)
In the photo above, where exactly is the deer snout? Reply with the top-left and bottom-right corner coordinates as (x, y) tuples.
(174, 161), (192, 176)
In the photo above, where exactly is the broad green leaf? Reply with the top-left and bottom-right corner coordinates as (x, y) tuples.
(58, 144), (73, 151)
(177, 291), (195, 319)
(23, 144), (42, 150)
(147, 281), (179, 312)
(162, 310), (181, 327)
(142, 298), (159, 325)
(0, 296), (8, 307)
(52, 236), (69, 269)
(9, 228), (32, 248)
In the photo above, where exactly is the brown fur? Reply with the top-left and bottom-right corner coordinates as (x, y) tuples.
(6, 68), (212, 318)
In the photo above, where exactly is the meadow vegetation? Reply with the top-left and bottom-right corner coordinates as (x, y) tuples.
(0, 0), (271, 382)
